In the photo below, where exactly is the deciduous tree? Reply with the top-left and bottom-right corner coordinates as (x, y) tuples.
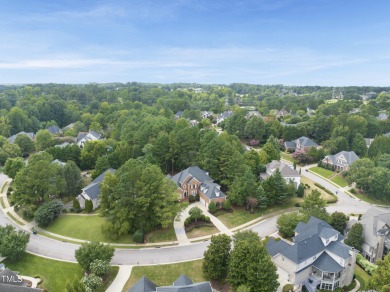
(202, 234), (231, 280)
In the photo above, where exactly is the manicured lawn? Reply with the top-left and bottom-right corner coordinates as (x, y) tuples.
(301, 177), (336, 204)
(122, 260), (205, 292)
(46, 214), (134, 243)
(354, 265), (371, 291)
(331, 175), (349, 187)
(3, 253), (83, 292)
(217, 198), (303, 229)
(186, 223), (219, 239)
(309, 166), (334, 178)
(350, 190), (390, 206)
(280, 152), (296, 163)
(145, 224), (177, 243)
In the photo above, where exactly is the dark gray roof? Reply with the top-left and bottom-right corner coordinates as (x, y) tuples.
(128, 276), (157, 292)
(266, 160), (300, 178)
(284, 141), (296, 148)
(92, 168), (116, 184)
(319, 228), (339, 240)
(267, 217), (352, 264)
(170, 167), (213, 187)
(0, 284), (43, 291)
(324, 151), (359, 166)
(0, 269), (23, 286)
(76, 131), (101, 142)
(46, 125), (61, 135)
(266, 238), (291, 257)
(173, 275), (193, 286)
(296, 136), (319, 147)
(199, 182), (226, 200)
(156, 282), (212, 292)
(312, 253), (343, 273)
(8, 132), (35, 144)
(82, 183), (101, 200)
(175, 111), (183, 118)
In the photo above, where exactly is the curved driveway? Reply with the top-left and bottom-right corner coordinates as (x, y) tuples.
(0, 169), (387, 265)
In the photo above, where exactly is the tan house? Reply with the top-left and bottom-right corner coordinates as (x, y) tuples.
(167, 166), (226, 207)
(267, 217), (356, 292)
(284, 136), (319, 152)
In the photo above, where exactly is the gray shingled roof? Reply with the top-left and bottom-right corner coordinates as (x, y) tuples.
(296, 136), (319, 147)
(170, 167), (213, 187)
(324, 151), (359, 166)
(0, 269), (23, 286)
(266, 160), (300, 178)
(319, 228), (339, 240)
(128, 276), (157, 292)
(156, 282), (212, 292)
(266, 238), (291, 257)
(267, 217), (352, 264)
(312, 253), (343, 273)
(8, 132), (35, 144)
(173, 275), (193, 286)
(46, 125), (61, 135)
(82, 169), (116, 200)
(284, 141), (296, 148)
(92, 168), (116, 184)
(76, 131), (101, 142)
(200, 182), (226, 200)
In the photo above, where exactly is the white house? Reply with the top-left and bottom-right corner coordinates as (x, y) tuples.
(260, 160), (300, 187)
(76, 131), (101, 148)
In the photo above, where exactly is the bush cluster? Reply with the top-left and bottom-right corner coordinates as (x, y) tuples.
(34, 199), (63, 228)
(132, 230), (144, 243)
(356, 253), (378, 275)
(184, 214), (211, 226)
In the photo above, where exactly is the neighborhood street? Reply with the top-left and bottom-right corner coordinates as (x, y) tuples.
(0, 170), (388, 265)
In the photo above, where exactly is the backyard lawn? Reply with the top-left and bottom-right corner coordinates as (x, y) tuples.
(309, 166), (334, 178)
(217, 197), (302, 229)
(3, 253), (83, 291)
(122, 260), (205, 291)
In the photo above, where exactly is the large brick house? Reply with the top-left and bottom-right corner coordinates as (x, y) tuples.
(284, 136), (319, 152)
(167, 166), (226, 207)
(321, 151), (359, 171)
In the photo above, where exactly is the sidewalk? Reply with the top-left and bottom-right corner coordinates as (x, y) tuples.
(106, 265), (133, 292)
(194, 202), (233, 236)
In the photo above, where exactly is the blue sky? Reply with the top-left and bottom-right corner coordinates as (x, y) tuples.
(1, 0), (390, 85)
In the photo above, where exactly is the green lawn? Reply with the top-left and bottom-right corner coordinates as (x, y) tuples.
(122, 260), (205, 292)
(309, 166), (334, 178)
(351, 190), (390, 206)
(217, 198), (302, 229)
(145, 224), (177, 243)
(280, 152), (296, 163)
(354, 265), (371, 291)
(186, 224), (219, 239)
(46, 214), (134, 243)
(3, 253), (83, 292)
(330, 175), (349, 187)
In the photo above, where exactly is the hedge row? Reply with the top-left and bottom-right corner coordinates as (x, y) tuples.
(356, 253), (378, 275)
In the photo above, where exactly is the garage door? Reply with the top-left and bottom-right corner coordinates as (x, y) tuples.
(277, 267), (290, 284)
(200, 197), (206, 207)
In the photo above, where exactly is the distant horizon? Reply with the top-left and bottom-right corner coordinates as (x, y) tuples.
(1, 1), (390, 85)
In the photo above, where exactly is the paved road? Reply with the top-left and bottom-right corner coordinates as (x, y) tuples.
(0, 169), (388, 265)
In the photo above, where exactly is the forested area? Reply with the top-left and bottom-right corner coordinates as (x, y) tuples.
(1, 83), (390, 236)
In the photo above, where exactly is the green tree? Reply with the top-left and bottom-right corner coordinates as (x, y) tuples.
(91, 156), (110, 180)
(35, 129), (54, 151)
(64, 161), (82, 196)
(376, 153), (390, 169)
(202, 234), (231, 280)
(329, 212), (349, 233)
(233, 230), (261, 244)
(297, 183), (305, 198)
(346, 158), (375, 191)
(351, 133), (367, 157)
(73, 198), (80, 209)
(229, 168), (259, 206)
(262, 135), (280, 162)
(277, 212), (306, 238)
(228, 235), (278, 291)
(370, 253), (390, 291)
(208, 201), (216, 213)
(0, 225), (30, 262)
(244, 116), (265, 140)
(75, 241), (114, 272)
(14, 134), (35, 156)
(344, 223), (364, 252)
(223, 198), (231, 211)
(100, 159), (181, 238)
(2, 143), (21, 159)
(82, 273), (102, 291)
(189, 207), (203, 222)
(301, 189), (329, 222)
(3, 157), (25, 179)
(85, 200), (93, 213)
(34, 199), (64, 227)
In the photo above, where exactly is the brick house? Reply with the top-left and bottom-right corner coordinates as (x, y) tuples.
(321, 151), (359, 171)
(167, 166), (226, 207)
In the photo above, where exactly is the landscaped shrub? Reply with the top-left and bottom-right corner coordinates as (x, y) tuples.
(314, 182), (325, 190)
(21, 205), (37, 221)
(208, 201), (216, 213)
(72, 198), (80, 209)
(204, 216), (210, 222)
(132, 229), (144, 243)
(356, 253), (378, 275)
(295, 202), (301, 207)
(189, 207), (203, 222)
(282, 284), (294, 292)
(326, 194), (338, 204)
(223, 199), (231, 211)
(350, 188), (357, 194)
(82, 273), (102, 291)
(34, 199), (64, 228)
(216, 202), (222, 208)
(90, 259), (110, 277)
(184, 218), (191, 226)
(297, 184), (305, 198)
(84, 199), (93, 213)
(189, 195), (197, 203)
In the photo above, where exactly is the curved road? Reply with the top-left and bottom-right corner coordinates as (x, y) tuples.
(0, 169), (387, 265)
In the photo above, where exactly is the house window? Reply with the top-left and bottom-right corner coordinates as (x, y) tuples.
(321, 283), (332, 290)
